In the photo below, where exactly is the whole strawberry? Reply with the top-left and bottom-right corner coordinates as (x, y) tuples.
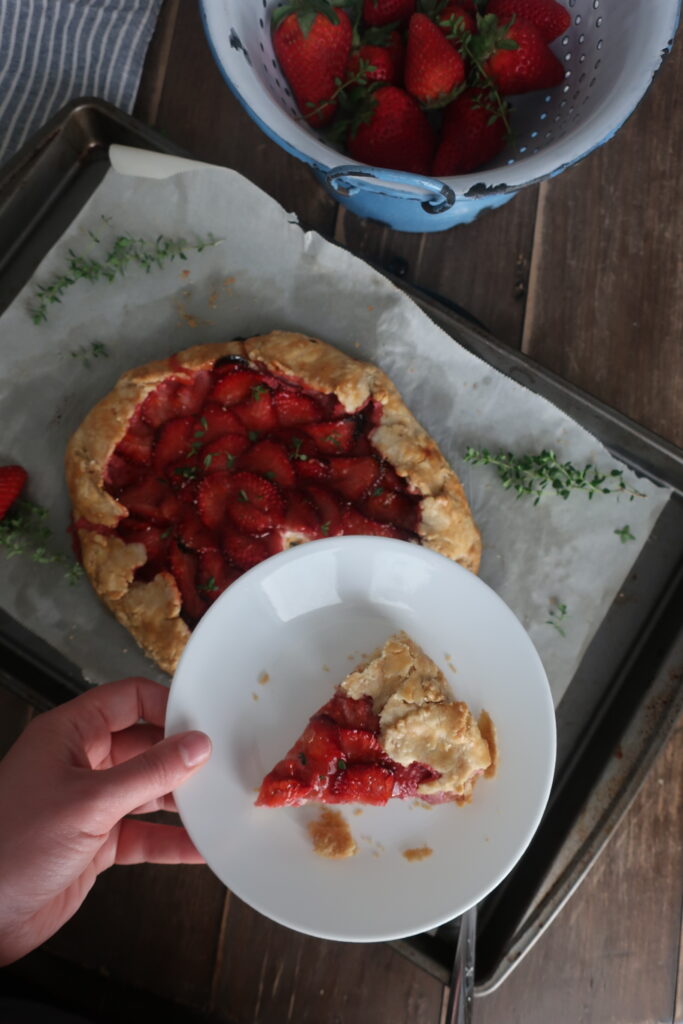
(348, 43), (399, 84)
(348, 25), (404, 84)
(272, 2), (352, 126)
(438, 2), (476, 36)
(405, 13), (466, 106)
(432, 88), (507, 175)
(480, 14), (565, 94)
(0, 465), (28, 521)
(486, 0), (571, 43)
(347, 86), (436, 174)
(362, 0), (415, 27)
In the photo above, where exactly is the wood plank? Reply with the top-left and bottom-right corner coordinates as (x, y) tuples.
(44, 862), (228, 1013)
(336, 186), (540, 349)
(475, 715), (683, 1024)
(134, 0), (181, 126)
(150, 1), (338, 236)
(521, 45), (683, 448)
(212, 896), (444, 1024)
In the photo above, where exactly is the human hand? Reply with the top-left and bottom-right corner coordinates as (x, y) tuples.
(0, 677), (211, 966)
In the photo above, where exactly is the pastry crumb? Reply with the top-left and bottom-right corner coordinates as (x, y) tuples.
(403, 846), (433, 862)
(353, 808), (363, 816)
(251, 692), (259, 702)
(208, 290), (219, 309)
(307, 809), (357, 859)
(180, 269), (190, 278)
(478, 710), (498, 778)
(413, 800), (434, 810)
(367, 305), (374, 311)
(223, 276), (235, 294)
(258, 671), (270, 685)
(322, 664), (330, 672)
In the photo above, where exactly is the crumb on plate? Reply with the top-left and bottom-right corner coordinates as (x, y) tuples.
(403, 846), (433, 862)
(307, 809), (357, 859)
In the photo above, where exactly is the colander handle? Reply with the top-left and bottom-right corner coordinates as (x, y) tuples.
(325, 165), (455, 215)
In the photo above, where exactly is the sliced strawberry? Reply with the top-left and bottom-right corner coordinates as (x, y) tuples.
(116, 416), (154, 466)
(376, 461), (406, 492)
(232, 385), (278, 430)
(337, 727), (384, 763)
(168, 542), (207, 622)
(293, 454), (330, 483)
(305, 485), (343, 534)
(273, 390), (322, 426)
(176, 507), (218, 552)
(329, 764), (394, 805)
(223, 531), (270, 570)
(300, 719), (342, 773)
(282, 492), (321, 536)
(238, 439), (295, 488)
(153, 416), (199, 472)
(255, 773), (315, 807)
(201, 403), (247, 442)
(329, 456), (378, 500)
(362, 489), (420, 532)
(104, 453), (142, 492)
(118, 478), (176, 525)
(201, 433), (250, 473)
(174, 370), (211, 415)
(339, 507), (405, 538)
(159, 485), (184, 521)
(140, 380), (180, 429)
(318, 693), (379, 731)
(304, 419), (356, 454)
(209, 369), (264, 406)
(227, 472), (285, 534)
(198, 549), (240, 603)
(117, 519), (170, 570)
(197, 471), (233, 530)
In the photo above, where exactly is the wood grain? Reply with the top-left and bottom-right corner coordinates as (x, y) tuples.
(336, 186), (540, 350)
(43, 864), (228, 1012)
(212, 896), (444, 1024)
(475, 715), (683, 1024)
(521, 49), (683, 448)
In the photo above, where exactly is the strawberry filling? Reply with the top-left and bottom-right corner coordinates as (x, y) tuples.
(101, 358), (422, 628)
(256, 692), (442, 807)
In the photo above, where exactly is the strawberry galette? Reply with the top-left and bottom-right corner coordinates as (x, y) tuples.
(66, 332), (480, 673)
(257, 631), (495, 808)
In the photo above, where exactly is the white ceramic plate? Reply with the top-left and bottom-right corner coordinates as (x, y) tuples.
(166, 536), (556, 943)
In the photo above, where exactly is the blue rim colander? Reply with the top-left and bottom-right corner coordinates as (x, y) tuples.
(200, 0), (680, 232)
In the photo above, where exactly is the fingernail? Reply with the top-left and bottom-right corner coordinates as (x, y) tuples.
(178, 731), (212, 767)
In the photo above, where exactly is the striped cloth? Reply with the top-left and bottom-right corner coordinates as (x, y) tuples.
(0, 0), (162, 167)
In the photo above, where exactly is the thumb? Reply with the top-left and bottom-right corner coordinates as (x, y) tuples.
(92, 731), (212, 825)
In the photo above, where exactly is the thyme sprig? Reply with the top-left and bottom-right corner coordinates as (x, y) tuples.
(464, 447), (646, 505)
(29, 225), (222, 324)
(545, 601), (568, 636)
(70, 341), (109, 368)
(0, 500), (83, 584)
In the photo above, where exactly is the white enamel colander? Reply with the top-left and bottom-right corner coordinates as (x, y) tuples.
(200, 0), (681, 232)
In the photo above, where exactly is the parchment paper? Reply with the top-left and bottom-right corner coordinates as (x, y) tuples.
(0, 150), (670, 704)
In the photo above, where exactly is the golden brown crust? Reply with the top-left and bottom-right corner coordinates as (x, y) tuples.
(65, 332), (480, 674)
(247, 332), (481, 572)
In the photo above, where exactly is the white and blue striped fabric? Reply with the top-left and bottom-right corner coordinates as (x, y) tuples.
(0, 0), (163, 167)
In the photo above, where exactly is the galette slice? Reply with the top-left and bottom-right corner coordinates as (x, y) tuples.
(256, 631), (495, 808)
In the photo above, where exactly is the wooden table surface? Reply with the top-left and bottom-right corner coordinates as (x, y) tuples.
(2, 3), (683, 1023)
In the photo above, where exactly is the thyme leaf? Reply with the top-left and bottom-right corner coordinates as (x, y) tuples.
(464, 447), (646, 504)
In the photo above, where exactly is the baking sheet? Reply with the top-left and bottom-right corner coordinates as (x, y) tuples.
(0, 148), (670, 701)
